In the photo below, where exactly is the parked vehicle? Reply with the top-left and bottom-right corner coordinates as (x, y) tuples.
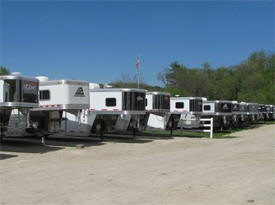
(0, 73), (39, 141)
(202, 100), (232, 130)
(170, 97), (203, 129)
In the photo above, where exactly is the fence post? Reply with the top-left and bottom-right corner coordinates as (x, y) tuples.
(210, 117), (213, 139)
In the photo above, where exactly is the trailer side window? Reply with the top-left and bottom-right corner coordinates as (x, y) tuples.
(40, 90), (50, 100)
(175, 102), (184, 109)
(204, 105), (211, 111)
(106, 98), (116, 107)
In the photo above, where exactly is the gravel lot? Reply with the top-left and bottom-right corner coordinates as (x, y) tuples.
(0, 124), (274, 205)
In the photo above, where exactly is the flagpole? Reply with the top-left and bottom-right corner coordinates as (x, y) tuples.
(136, 54), (140, 89)
(138, 62), (140, 89)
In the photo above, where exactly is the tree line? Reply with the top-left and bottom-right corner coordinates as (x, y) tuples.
(112, 51), (275, 104)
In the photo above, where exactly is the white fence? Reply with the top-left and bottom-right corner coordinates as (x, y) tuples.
(199, 118), (213, 139)
(179, 118), (213, 139)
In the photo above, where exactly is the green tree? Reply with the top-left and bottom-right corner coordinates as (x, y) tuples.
(0, 66), (9, 75)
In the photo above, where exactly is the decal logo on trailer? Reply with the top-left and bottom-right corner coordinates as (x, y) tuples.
(74, 87), (85, 97)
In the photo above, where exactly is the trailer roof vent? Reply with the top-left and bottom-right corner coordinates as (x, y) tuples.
(36, 76), (49, 82)
(11, 72), (21, 76)
(89, 83), (100, 89)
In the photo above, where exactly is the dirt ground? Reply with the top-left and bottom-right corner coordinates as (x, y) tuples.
(0, 124), (274, 205)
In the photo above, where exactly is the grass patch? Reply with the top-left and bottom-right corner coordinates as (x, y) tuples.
(256, 120), (275, 125)
(143, 121), (275, 139)
(144, 129), (232, 139)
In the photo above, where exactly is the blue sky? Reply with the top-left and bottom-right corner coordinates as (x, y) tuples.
(1, 1), (274, 85)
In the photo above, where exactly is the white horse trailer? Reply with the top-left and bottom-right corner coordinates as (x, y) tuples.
(61, 88), (147, 138)
(258, 104), (265, 120)
(246, 103), (259, 122)
(231, 101), (252, 127)
(30, 79), (89, 139)
(90, 88), (146, 135)
(202, 100), (232, 130)
(170, 97), (203, 129)
(145, 92), (171, 130)
(271, 105), (275, 120)
(0, 74), (39, 141)
(264, 105), (273, 120)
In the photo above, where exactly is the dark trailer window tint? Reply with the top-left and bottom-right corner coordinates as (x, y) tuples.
(163, 95), (170, 110)
(204, 105), (211, 111)
(3, 79), (18, 102)
(106, 98), (116, 107)
(190, 99), (202, 112)
(217, 103), (232, 113)
(122, 91), (145, 111)
(153, 95), (170, 110)
(22, 80), (38, 103)
(40, 90), (50, 100)
(175, 102), (184, 109)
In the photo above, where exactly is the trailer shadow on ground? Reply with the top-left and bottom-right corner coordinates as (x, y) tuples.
(102, 135), (154, 144)
(0, 153), (18, 160)
(0, 136), (104, 154)
(137, 132), (175, 140)
(45, 136), (105, 148)
(0, 138), (63, 154)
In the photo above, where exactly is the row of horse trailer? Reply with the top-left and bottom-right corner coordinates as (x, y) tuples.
(0, 73), (274, 143)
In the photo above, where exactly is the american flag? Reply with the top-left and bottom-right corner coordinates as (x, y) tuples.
(136, 55), (140, 70)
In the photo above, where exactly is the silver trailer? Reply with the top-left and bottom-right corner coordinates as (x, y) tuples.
(202, 100), (232, 130)
(0, 73), (39, 141)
